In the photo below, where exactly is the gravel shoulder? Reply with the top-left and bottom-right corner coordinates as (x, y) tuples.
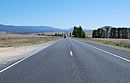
(0, 41), (56, 70)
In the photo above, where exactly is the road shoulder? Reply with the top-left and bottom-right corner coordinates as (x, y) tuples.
(0, 41), (56, 70)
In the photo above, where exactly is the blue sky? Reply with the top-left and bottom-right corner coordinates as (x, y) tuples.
(0, 0), (130, 29)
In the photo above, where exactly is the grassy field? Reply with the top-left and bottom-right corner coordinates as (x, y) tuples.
(78, 38), (130, 51)
(90, 38), (130, 48)
(0, 34), (58, 47)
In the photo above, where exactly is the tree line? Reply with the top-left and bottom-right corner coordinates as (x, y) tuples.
(92, 26), (130, 39)
(72, 26), (86, 38)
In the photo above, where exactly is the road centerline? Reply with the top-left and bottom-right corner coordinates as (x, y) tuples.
(68, 44), (70, 47)
(70, 51), (73, 56)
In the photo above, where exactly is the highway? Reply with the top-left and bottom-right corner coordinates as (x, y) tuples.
(0, 38), (130, 83)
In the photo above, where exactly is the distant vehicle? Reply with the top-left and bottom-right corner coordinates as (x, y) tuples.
(64, 35), (66, 38)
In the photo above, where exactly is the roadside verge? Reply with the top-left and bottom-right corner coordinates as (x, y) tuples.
(0, 40), (57, 71)
(75, 38), (130, 52)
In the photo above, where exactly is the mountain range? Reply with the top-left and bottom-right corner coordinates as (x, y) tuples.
(0, 24), (67, 34)
(0, 24), (91, 34)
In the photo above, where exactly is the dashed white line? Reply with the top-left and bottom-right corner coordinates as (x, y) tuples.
(68, 44), (70, 47)
(70, 51), (73, 56)
(85, 43), (130, 63)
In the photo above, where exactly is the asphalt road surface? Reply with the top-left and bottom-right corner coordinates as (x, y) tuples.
(0, 38), (130, 83)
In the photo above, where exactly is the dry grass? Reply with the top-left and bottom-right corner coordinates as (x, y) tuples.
(0, 34), (58, 47)
(90, 38), (130, 49)
(76, 38), (130, 51)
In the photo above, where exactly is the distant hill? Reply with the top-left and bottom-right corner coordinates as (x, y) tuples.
(0, 24), (65, 34)
(101, 26), (115, 29)
(0, 24), (93, 34)
(66, 28), (92, 32)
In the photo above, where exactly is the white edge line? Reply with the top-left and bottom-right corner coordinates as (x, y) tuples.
(85, 43), (130, 63)
(70, 51), (73, 56)
(0, 42), (55, 73)
(0, 55), (30, 73)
